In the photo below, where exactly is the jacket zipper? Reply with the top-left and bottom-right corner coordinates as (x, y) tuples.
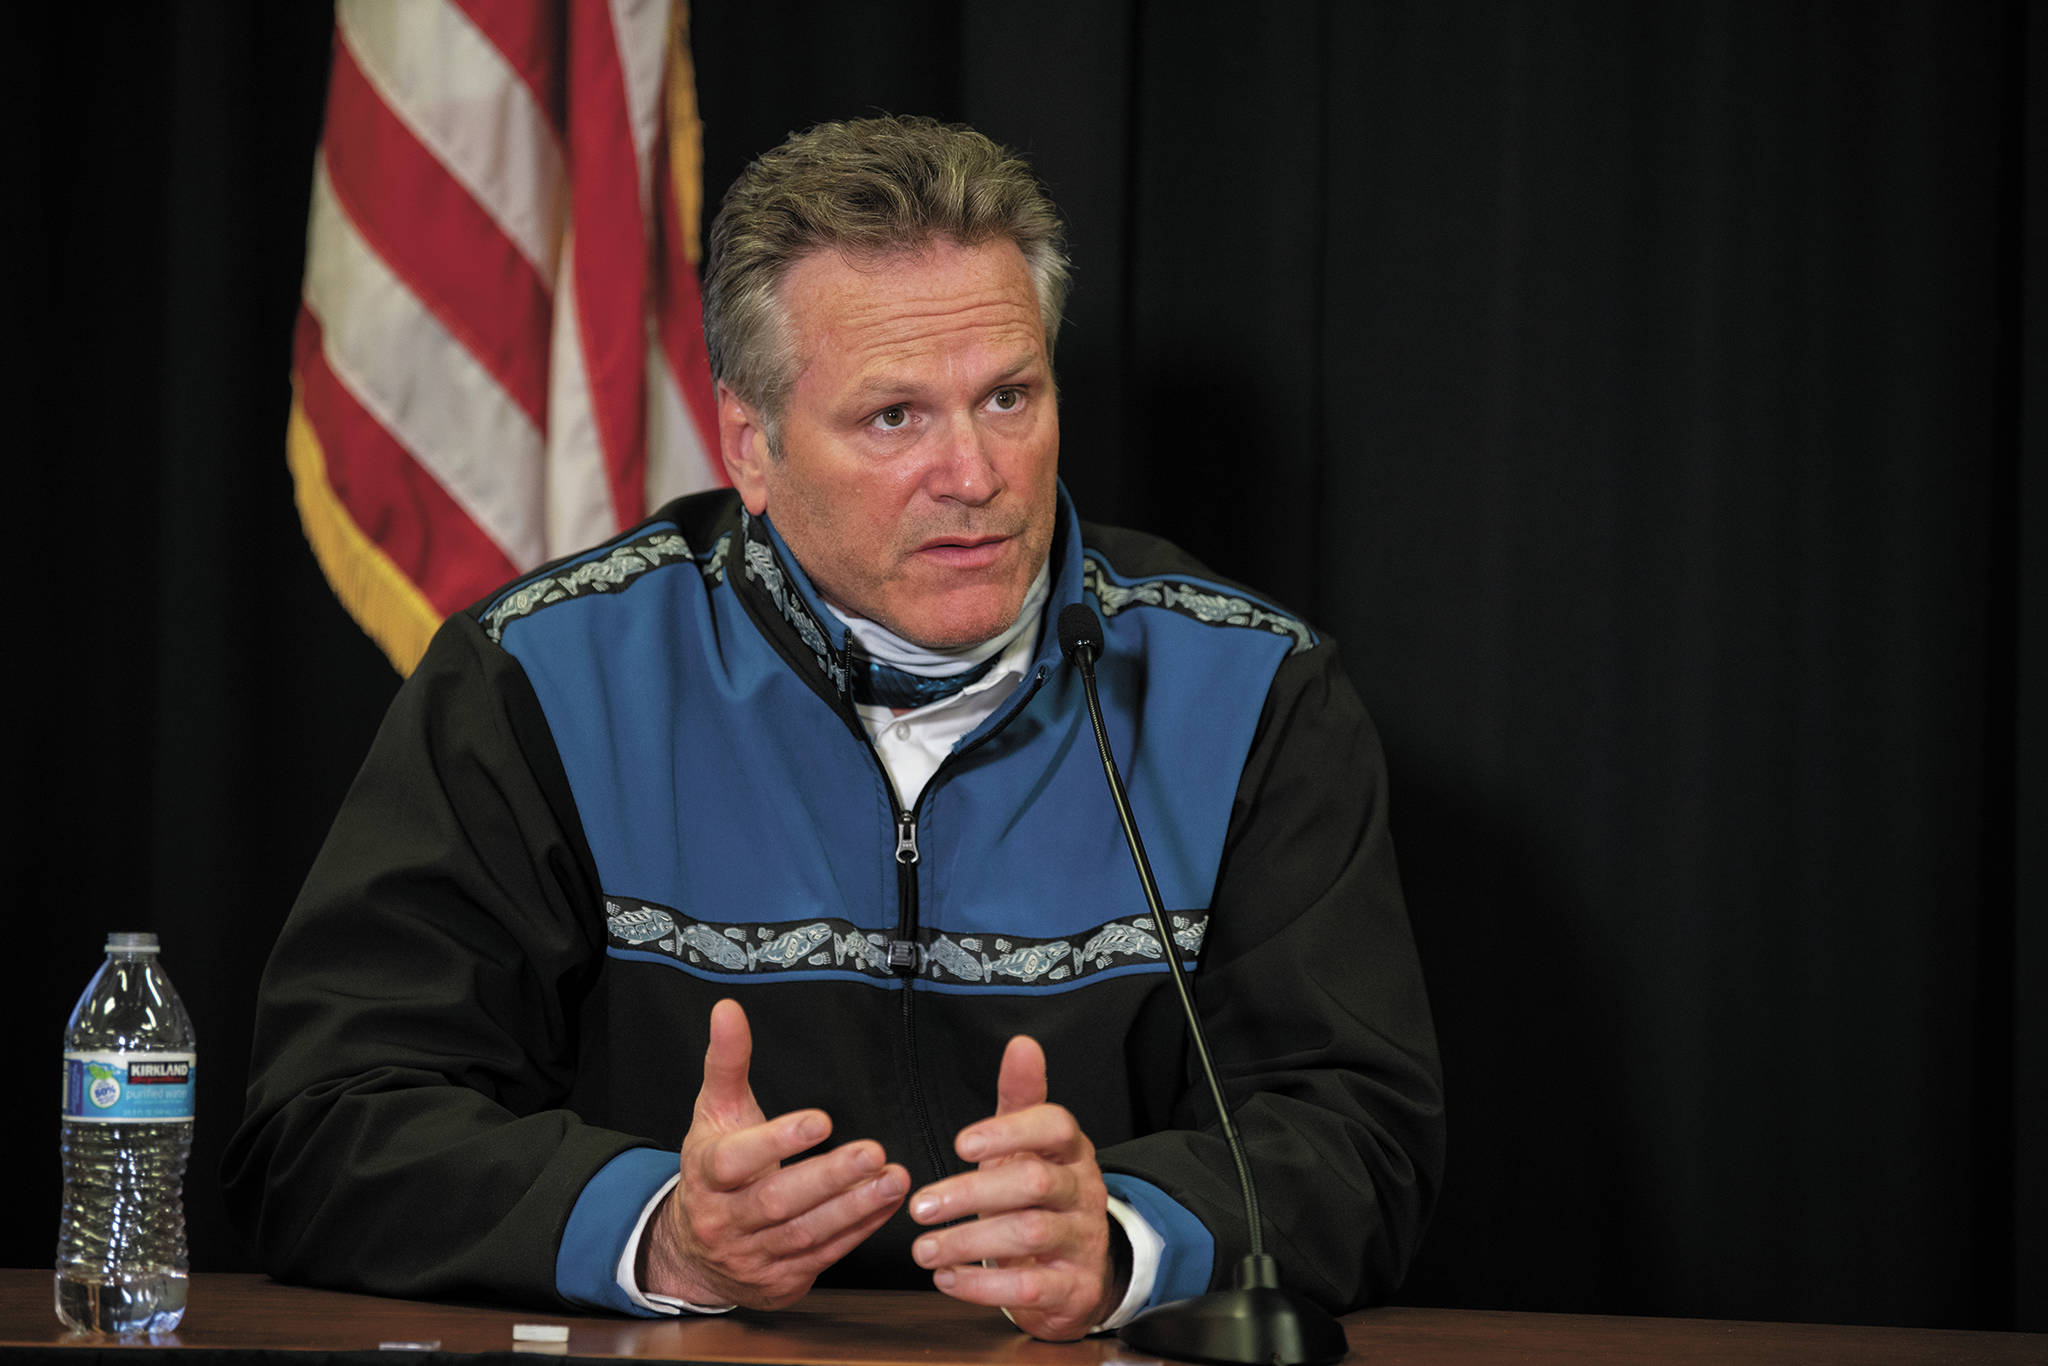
(883, 665), (1051, 1183)
(889, 808), (948, 1182)
(833, 664), (1055, 1186)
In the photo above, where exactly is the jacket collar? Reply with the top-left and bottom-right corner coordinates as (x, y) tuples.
(729, 482), (1084, 712)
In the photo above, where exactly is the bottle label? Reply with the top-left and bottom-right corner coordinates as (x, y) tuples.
(61, 1052), (196, 1122)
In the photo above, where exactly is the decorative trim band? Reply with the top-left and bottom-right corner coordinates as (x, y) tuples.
(481, 529), (701, 643)
(1083, 556), (1314, 656)
(737, 510), (848, 695)
(605, 896), (1207, 987)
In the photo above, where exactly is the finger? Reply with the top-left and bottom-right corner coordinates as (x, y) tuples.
(752, 1162), (911, 1262)
(914, 1204), (1073, 1271)
(994, 1034), (1048, 1117)
(742, 1175), (908, 1292)
(910, 1154), (1076, 1226)
(742, 1140), (889, 1225)
(696, 998), (759, 1121)
(697, 1109), (832, 1191)
(929, 1261), (1064, 1312)
(955, 1103), (1086, 1166)
(931, 1260), (1110, 1344)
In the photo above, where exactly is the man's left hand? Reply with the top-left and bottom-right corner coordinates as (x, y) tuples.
(906, 1035), (1122, 1341)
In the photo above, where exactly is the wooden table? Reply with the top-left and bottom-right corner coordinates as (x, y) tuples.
(1, 1271), (2040, 1364)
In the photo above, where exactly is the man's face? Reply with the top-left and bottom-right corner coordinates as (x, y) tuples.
(723, 238), (1060, 651)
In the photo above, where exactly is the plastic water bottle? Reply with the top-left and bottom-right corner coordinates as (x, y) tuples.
(55, 932), (196, 1333)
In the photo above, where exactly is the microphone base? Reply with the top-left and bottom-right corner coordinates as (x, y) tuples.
(1116, 1282), (1348, 1366)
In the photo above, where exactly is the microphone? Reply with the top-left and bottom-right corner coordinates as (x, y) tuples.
(1055, 602), (1102, 667)
(1058, 604), (1346, 1366)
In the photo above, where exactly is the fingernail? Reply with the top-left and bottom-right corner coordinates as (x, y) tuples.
(910, 1194), (938, 1221)
(874, 1170), (908, 1199)
(957, 1132), (985, 1160)
(797, 1115), (826, 1144)
(933, 1269), (956, 1290)
(913, 1237), (937, 1266)
(853, 1145), (881, 1172)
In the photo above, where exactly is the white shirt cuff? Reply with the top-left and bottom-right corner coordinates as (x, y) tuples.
(615, 1173), (737, 1315)
(1095, 1194), (1164, 1331)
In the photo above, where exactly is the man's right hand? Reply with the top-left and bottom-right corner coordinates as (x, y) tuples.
(639, 998), (910, 1309)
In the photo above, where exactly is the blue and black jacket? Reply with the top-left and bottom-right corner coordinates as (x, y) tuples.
(224, 486), (1443, 1319)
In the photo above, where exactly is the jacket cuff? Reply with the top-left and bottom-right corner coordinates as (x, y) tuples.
(556, 1148), (682, 1315)
(1102, 1173), (1215, 1308)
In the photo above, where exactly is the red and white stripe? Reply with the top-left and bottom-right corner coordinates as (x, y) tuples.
(291, 0), (722, 672)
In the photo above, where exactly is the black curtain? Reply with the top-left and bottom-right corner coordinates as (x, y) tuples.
(6, 1), (2037, 1334)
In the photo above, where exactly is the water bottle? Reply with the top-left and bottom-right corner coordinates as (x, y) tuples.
(55, 932), (196, 1333)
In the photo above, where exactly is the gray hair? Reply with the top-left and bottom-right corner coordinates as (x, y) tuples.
(701, 115), (1071, 446)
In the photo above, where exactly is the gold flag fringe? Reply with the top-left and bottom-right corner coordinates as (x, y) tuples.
(667, 0), (704, 267)
(286, 391), (441, 677)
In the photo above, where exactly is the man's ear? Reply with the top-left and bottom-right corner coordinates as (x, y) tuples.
(717, 385), (774, 515)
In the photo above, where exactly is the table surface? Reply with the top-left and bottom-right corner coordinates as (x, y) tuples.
(2, 1271), (2041, 1365)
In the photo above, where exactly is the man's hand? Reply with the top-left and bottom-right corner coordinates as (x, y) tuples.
(640, 998), (911, 1309)
(906, 1035), (1122, 1341)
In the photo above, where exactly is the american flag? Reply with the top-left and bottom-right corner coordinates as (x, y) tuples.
(288, 0), (723, 674)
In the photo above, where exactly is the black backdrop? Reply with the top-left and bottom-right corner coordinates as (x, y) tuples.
(5, 1), (2039, 1335)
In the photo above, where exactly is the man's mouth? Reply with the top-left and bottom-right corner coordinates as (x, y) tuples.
(916, 533), (1011, 568)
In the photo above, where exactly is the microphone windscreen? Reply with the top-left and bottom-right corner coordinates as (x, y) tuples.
(1058, 604), (1103, 663)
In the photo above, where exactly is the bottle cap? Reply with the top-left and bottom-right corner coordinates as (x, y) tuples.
(105, 932), (161, 953)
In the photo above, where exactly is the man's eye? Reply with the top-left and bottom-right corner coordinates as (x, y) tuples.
(872, 405), (909, 430)
(989, 388), (1022, 412)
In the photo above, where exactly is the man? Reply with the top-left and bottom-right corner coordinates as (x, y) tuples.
(225, 116), (1443, 1342)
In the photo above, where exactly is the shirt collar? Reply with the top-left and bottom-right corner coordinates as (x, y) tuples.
(828, 561), (1051, 678)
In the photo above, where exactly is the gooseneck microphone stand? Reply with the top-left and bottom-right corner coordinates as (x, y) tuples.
(1059, 605), (1347, 1366)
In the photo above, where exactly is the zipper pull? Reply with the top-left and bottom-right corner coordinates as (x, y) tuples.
(895, 811), (920, 864)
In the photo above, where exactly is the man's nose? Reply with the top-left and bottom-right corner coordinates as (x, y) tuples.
(925, 413), (1003, 505)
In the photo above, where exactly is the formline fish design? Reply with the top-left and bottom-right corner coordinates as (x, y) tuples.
(605, 900), (1209, 985)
